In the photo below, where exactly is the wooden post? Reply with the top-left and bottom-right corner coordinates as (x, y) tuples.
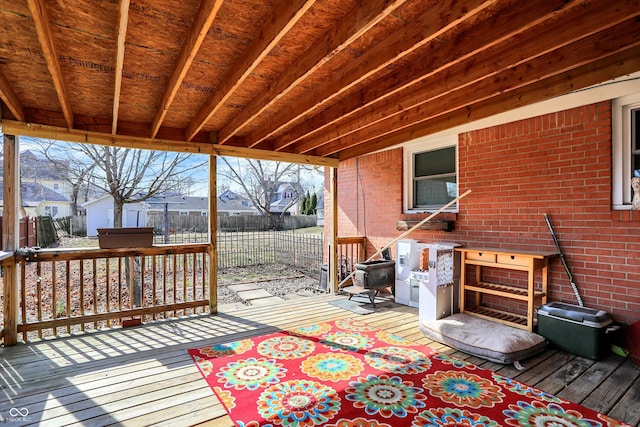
(208, 154), (218, 313)
(2, 133), (20, 345)
(330, 167), (339, 293)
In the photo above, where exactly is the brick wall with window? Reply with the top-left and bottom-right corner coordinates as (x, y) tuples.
(326, 100), (640, 325)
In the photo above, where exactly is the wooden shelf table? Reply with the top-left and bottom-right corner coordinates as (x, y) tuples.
(455, 247), (557, 331)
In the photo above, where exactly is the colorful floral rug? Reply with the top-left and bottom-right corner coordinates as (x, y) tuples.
(188, 318), (630, 427)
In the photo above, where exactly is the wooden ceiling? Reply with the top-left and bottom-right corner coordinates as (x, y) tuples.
(1, 0), (639, 166)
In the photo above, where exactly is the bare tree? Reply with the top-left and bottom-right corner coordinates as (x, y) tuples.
(80, 145), (206, 226)
(30, 138), (98, 215)
(219, 157), (302, 229)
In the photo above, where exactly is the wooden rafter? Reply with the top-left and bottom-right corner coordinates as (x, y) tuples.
(216, 0), (409, 145)
(0, 72), (25, 121)
(278, 0), (584, 153)
(0, 120), (338, 168)
(337, 46), (640, 160)
(150, 0), (224, 138)
(2, 0), (639, 162)
(185, 0), (316, 141)
(315, 19), (640, 156)
(295, 0), (639, 155)
(242, 0), (497, 148)
(112, 0), (131, 135)
(27, 0), (73, 128)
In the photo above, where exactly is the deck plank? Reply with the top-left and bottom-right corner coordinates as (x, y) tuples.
(1, 295), (639, 426)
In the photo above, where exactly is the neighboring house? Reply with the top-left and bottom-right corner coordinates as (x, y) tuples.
(83, 195), (149, 237)
(0, 150), (74, 216)
(217, 190), (256, 216)
(0, 180), (70, 218)
(147, 194), (210, 217)
(19, 150), (72, 200)
(270, 182), (301, 215)
(329, 76), (640, 327)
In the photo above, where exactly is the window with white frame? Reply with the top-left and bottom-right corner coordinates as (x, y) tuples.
(612, 92), (640, 209)
(44, 205), (59, 217)
(404, 137), (458, 212)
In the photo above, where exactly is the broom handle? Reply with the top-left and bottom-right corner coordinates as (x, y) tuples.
(337, 189), (472, 288)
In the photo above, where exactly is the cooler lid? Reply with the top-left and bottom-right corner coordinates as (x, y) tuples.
(538, 302), (610, 324)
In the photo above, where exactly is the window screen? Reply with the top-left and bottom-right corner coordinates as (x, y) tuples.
(413, 146), (457, 208)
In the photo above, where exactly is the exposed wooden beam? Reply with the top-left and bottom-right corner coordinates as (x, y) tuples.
(112, 0), (131, 134)
(150, 0), (224, 138)
(0, 120), (338, 168)
(208, 154), (217, 313)
(212, 144), (338, 168)
(280, 0), (589, 153)
(27, 0), (73, 128)
(305, 0), (639, 155)
(321, 20), (640, 157)
(216, 0), (409, 145)
(337, 46), (640, 160)
(2, 133), (20, 345)
(0, 72), (25, 121)
(185, 0), (316, 141)
(242, 0), (497, 148)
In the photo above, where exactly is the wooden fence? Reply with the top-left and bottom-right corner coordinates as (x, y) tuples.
(0, 216), (38, 247)
(147, 214), (318, 232)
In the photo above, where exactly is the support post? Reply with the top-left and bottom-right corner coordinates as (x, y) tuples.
(2, 133), (20, 345)
(208, 154), (218, 313)
(330, 167), (339, 293)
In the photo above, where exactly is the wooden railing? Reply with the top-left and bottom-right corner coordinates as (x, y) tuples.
(13, 244), (211, 341)
(336, 236), (366, 281)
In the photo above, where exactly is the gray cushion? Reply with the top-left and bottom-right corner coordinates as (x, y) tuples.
(419, 313), (547, 364)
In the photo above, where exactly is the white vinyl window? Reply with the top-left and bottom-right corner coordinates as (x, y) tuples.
(404, 136), (458, 212)
(612, 92), (640, 209)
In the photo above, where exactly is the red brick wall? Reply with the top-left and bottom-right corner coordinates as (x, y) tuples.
(326, 100), (640, 325)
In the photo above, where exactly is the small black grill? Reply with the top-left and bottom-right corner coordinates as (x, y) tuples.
(350, 259), (395, 306)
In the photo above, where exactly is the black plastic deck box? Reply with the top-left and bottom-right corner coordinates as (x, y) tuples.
(537, 302), (612, 360)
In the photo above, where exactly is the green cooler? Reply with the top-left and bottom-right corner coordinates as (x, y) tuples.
(537, 302), (612, 360)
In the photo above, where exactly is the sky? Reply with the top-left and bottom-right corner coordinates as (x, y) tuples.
(4, 133), (324, 198)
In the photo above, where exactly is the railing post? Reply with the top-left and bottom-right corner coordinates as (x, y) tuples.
(208, 154), (218, 313)
(2, 133), (20, 345)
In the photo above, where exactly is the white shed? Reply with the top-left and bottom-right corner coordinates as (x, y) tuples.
(83, 196), (150, 237)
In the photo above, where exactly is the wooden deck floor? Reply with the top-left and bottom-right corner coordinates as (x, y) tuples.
(1, 294), (639, 426)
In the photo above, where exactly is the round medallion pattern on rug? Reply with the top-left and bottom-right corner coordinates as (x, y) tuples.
(325, 417), (393, 427)
(301, 353), (364, 382)
(216, 357), (287, 391)
(364, 346), (432, 374)
(199, 338), (253, 358)
(257, 379), (341, 426)
(413, 407), (500, 427)
(422, 371), (505, 408)
(345, 374), (427, 418)
(375, 330), (414, 346)
(321, 331), (374, 352)
(503, 400), (603, 427)
(493, 374), (562, 403)
(258, 335), (316, 359)
(291, 322), (333, 337)
(433, 353), (478, 370)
